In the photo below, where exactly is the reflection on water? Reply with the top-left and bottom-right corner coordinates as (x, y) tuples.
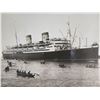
(1, 59), (100, 87)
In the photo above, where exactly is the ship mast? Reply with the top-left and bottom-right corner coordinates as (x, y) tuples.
(67, 21), (72, 49)
(15, 32), (18, 47)
(72, 27), (77, 47)
(14, 27), (18, 47)
(86, 37), (87, 47)
(67, 19), (78, 49)
(79, 37), (81, 48)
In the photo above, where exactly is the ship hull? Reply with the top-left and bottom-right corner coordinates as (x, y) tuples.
(3, 47), (98, 61)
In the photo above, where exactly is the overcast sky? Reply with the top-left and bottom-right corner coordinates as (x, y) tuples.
(1, 13), (99, 50)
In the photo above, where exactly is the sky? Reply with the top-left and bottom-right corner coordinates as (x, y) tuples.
(1, 13), (99, 50)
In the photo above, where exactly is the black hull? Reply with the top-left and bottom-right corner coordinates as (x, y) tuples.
(3, 47), (98, 61)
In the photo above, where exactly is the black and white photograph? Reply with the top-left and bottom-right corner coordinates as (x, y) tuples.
(1, 13), (100, 87)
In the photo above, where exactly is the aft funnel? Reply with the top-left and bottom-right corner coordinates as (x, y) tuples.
(26, 35), (32, 44)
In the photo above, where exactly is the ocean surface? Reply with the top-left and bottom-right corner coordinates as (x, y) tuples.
(1, 59), (100, 87)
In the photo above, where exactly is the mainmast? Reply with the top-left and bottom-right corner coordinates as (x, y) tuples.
(14, 27), (18, 47)
(15, 32), (18, 47)
(86, 37), (87, 47)
(67, 19), (78, 50)
(79, 37), (81, 48)
(67, 21), (72, 49)
(72, 27), (77, 47)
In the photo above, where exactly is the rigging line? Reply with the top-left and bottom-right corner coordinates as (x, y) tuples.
(59, 29), (67, 41)
(72, 27), (77, 46)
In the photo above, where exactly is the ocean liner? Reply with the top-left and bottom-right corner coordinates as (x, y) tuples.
(2, 22), (99, 61)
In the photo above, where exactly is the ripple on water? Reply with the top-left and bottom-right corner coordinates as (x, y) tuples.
(1, 59), (100, 86)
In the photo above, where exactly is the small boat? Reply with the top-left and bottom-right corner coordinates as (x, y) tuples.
(86, 64), (96, 68)
(59, 64), (66, 68)
(16, 69), (39, 78)
(40, 60), (45, 64)
(4, 66), (9, 72)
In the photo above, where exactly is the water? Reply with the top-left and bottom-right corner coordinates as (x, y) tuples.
(1, 59), (100, 87)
